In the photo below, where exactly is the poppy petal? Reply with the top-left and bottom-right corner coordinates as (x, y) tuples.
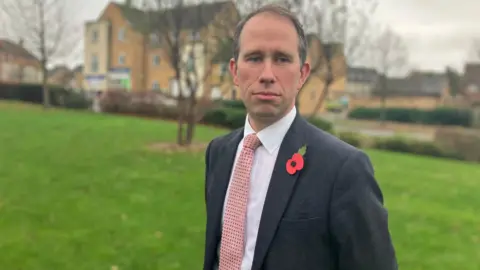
(292, 153), (304, 170)
(286, 159), (297, 175)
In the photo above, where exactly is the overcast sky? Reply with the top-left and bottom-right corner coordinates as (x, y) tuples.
(4, 0), (479, 72)
(374, 0), (480, 72)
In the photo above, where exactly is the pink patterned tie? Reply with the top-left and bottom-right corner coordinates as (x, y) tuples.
(219, 133), (261, 270)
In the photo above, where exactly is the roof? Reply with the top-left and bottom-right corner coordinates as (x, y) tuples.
(371, 72), (446, 98)
(0, 39), (38, 61)
(347, 66), (378, 83)
(113, 1), (234, 33)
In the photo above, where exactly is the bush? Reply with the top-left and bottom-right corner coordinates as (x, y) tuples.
(337, 131), (363, 147)
(99, 90), (182, 120)
(372, 136), (463, 160)
(221, 100), (246, 110)
(434, 128), (480, 162)
(348, 107), (473, 127)
(307, 117), (334, 133)
(0, 83), (91, 109)
(202, 107), (246, 129)
(203, 105), (335, 133)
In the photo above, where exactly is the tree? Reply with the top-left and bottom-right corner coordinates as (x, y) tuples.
(144, 0), (239, 145)
(280, 0), (378, 117)
(0, 0), (80, 108)
(372, 26), (409, 124)
(445, 66), (462, 97)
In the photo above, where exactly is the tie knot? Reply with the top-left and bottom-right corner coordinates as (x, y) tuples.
(243, 133), (261, 150)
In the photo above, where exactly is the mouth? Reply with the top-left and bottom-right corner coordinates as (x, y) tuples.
(253, 92), (280, 101)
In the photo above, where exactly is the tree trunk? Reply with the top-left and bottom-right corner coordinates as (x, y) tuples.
(185, 93), (197, 145)
(380, 95), (387, 126)
(295, 75), (313, 109)
(309, 66), (333, 119)
(379, 76), (387, 126)
(308, 82), (331, 119)
(176, 97), (186, 146)
(42, 66), (50, 109)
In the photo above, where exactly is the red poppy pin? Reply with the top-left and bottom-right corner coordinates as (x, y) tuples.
(286, 144), (307, 175)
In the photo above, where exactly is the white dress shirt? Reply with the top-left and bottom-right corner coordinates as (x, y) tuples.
(216, 107), (297, 270)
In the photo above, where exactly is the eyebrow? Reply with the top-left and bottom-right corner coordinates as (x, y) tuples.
(242, 50), (294, 59)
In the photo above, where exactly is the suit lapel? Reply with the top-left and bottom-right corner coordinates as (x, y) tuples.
(205, 128), (243, 265)
(251, 115), (308, 270)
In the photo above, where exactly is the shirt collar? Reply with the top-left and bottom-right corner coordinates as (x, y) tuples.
(243, 106), (297, 154)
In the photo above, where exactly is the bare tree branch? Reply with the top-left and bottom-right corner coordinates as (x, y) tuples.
(277, 0), (377, 116)
(142, 0), (240, 145)
(1, 0), (81, 108)
(371, 25), (409, 123)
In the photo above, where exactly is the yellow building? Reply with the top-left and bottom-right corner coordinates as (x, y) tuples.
(83, 0), (239, 99)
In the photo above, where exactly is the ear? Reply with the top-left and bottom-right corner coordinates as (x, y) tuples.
(229, 58), (239, 86)
(297, 62), (311, 90)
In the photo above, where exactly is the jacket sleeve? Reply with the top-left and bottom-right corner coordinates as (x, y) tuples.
(204, 139), (214, 205)
(330, 150), (398, 270)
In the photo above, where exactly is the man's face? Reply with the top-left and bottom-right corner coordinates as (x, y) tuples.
(229, 12), (310, 125)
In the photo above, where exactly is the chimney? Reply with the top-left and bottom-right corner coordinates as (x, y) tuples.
(125, 0), (132, 7)
(18, 38), (24, 47)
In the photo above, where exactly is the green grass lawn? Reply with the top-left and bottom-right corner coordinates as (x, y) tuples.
(0, 101), (479, 270)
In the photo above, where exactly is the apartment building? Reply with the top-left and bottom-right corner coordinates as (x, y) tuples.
(296, 35), (348, 116)
(83, 0), (239, 99)
(48, 64), (84, 90)
(0, 38), (42, 84)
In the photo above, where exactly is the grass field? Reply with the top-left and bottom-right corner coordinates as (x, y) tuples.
(0, 101), (479, 270)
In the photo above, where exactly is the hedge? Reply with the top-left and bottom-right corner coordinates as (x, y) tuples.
(0, 83), (91, 109)
(203, 102), (334, 134)
(372, 136), (463, 160)
(434, 128), (480, 162)
(348, 107), (473, 127)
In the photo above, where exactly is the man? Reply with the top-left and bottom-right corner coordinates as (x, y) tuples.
(203, 4), (397, 270)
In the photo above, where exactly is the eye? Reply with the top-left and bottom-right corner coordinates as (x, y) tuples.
(247, 56), (262, 62)
(276, 56), (290, 63)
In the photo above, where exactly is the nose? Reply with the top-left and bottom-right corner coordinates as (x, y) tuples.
(259, 61), (275, 85)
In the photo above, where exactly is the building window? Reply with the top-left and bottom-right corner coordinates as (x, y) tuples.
(91, 53), (98, 72)
(152, 81), (160, 90)
(118, 54), (125, 65)
(189, 31), (201, 41)
(150, 33), (160, 45)
(169, 78), (179, 97)
(118, 27), (125, 41)
(92, 30), (98, 42)
(152, 55), (160, 66)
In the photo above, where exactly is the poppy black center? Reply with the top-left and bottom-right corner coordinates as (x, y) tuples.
(291, 161), (297, 167)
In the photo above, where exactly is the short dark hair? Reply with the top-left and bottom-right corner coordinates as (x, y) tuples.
(232, 4), (308, 66)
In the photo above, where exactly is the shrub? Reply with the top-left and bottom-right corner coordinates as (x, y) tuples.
(202, 107), (246, 129)
(0, 83), (91, 109)
(307, 117), (334, 133)
(434, 128), (480, 162)
(348, 107), (473, 127)
(337, 131), (363, 147)
(372, 136), (463, 160)
(99, 90), (182, 120)
(221, 100), (246, 110)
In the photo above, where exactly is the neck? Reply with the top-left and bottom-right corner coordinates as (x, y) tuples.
(248, 105), (295, 132)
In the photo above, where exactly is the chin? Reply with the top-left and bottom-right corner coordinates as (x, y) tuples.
(251, 107), (279, 119)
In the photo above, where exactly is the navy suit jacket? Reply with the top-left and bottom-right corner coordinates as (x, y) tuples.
(203, 113), (398, 270)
